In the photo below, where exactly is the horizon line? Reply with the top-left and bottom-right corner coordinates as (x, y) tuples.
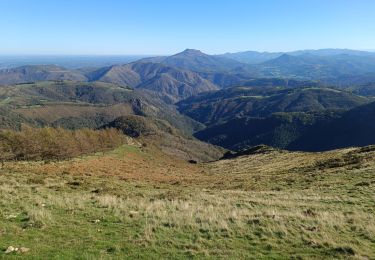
(0, 48), (374, 57)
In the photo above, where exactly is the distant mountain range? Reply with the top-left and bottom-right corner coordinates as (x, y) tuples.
(2, 48), (375, 152)
(143, 49), (244, 72)
(219, 49), (375, 64)
(0, 55), (149, 69)
(2, 48), (375, 93)
(219, 51), (284, 64)
(0, 65), (87, 85)
(257, 53), (375, 81)
(89, 61), (218, 102)
(110, 48), (375, 87)
(0, 61), (218, 102)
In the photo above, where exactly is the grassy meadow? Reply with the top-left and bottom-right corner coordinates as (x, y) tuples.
(0, 144), (374, 259)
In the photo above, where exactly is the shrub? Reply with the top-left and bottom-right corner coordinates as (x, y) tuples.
(0, 126), (125, 162)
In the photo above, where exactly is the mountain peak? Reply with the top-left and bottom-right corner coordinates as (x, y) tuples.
(278, 53), (292, 59)
(264, 53), (298, 63)
(162, 48), (245, 73)
(178, 49), (205, 56)
(182, 48), (203, 53)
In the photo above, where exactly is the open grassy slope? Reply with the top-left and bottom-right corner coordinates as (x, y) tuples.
(1, 143), (374, 259)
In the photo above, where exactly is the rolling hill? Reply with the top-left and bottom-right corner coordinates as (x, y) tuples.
(103, 115), (224, 162)
(219, 48), (375, 64)
(290, 101), (375, 151)
(218, 51), (283, 64)
(218, 49), (375, 85)
(178, 86), (372, 151)
(0, 81), (204, 134)
(188, 91), (375, 152)
(3, 49), (375, 95)
(0, 65), (87, 85)
(2, 134), (375, 258)
(91, 61), (218, 101)
(177, 86), (370, 126)
(194, 111), (342, 151)
(1, 50), (375, 259)
(140, 49), (262, 88)
(257, 53), (375, 80)
(2, 49), (375, 155)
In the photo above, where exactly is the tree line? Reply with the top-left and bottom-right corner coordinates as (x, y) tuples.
(0, 127), (125, 163)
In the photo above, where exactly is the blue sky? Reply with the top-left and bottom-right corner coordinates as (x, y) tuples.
(0, 0), (374, 55)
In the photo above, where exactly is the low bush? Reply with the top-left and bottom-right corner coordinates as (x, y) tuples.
(0, 126), (125, 162)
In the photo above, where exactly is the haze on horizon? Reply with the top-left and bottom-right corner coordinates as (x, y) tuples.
(1, 0), (375, 55)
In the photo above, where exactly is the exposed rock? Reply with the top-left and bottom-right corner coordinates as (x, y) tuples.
(19, 247), (30, 253)
(5, 246), (16, 254)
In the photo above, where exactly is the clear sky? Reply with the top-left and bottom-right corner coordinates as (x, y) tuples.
(1, 0), (374, 55)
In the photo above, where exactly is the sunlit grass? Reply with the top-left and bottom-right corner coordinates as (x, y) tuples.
(0, 145), (374, 258)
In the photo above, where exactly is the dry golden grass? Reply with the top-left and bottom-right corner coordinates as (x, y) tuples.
(0, 144), (374, 258)
(3, 144), (209, 186)
(14, 103), (134, 122)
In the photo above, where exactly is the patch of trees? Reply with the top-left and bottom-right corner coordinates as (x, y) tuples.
(0, 127), (125, 162)
(194, 111), (343, 151)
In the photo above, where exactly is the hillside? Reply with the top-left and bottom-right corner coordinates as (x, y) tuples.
(0, 65), (87, 85)
(139, 49), (262, 88)
(218, 51), (283, 64)
(146, 49), (245, 73)
(3, 0), (375, 257)
(178, 86), (372, 152)
(0, 81), (204, 134)
(257, 53), (375, 80)
(352, 82), (375, 96)
(290, 101), (375, 151)
(1, 141), (374, 258)
(3, 50), (375, 93)
(218, 49), (375, 84)
(196, 73), (314, 89)
(177, 86), (370, 125)
(2, 49), (375, 92)
(93, 61), (218, 101)
(194, 98), (375, 152)
(194, 111), (342, 151)
(103, 115), (224, 162)
(1, 60), (375, 258)
(219, 48), (375, 64)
